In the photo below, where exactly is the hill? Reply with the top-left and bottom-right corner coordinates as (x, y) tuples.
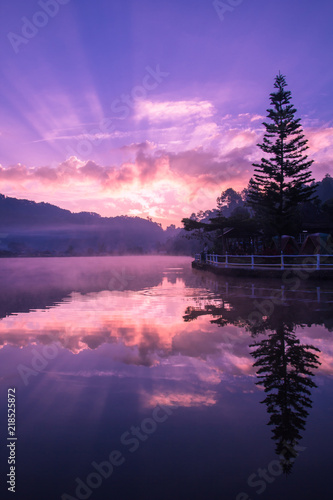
(0, 194), (192, 256)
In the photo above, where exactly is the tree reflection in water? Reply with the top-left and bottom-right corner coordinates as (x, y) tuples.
(250, 323), (321, 473)
(183, 281), (326, 474)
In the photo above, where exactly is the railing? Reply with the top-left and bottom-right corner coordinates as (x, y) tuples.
(194, 253), (333, 270)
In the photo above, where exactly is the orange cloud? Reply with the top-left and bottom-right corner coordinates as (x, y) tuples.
(0, 144), (253, 225)
(0, 114), (331, 226)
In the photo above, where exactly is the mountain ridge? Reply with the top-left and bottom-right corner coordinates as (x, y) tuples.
(0, 193), (193, 256)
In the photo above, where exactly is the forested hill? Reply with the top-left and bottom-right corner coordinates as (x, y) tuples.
(0, 194), (192, 256)
(0, 193), (103, 227)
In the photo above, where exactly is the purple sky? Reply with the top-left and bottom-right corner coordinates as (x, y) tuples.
(0, 0), (332, 226)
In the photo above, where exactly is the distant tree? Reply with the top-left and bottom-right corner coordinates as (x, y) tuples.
(182, 198), (260, 254)
(216, 188), (244, 217)
(247, 73), (317, 245)
(316, 174), (333, 203)
(182, 210), (220, 249)
(321, 198), (333, 233)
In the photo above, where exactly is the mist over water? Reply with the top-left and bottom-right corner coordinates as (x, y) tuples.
(0, 256), (332, 500)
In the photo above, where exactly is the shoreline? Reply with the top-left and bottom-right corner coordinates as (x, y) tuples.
(192, 260), (333, 281)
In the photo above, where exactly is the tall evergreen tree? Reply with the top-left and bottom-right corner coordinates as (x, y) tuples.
(248, 73), (317, 242)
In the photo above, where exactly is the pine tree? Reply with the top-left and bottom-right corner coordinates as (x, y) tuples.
(248, 73), (317, 243)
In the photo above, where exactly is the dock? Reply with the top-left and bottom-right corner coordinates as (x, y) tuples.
(193, 253), (333, 280)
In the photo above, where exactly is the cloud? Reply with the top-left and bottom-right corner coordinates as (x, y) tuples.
(0, 115), (331, 226)
(144, 390), (217, 408)
(0, 142), (253, 226)
(134, 99), (215, 122)
(119, 141), (154, 152)
(250, 114), (265, 122)
(307, 127), (333, 154)
(300, 126), (333, 178)
(0, 140), (253, 191)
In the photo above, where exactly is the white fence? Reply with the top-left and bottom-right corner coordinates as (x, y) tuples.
(194, 253), (333, 270)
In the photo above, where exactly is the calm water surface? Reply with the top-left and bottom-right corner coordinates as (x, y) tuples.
(0, 256), (332, 500)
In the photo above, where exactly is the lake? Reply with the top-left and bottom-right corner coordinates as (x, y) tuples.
(0, 256), (332, 500)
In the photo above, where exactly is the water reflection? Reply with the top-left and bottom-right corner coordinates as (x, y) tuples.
(182, 275), (333, 473)
(184, 278), (333, 332)
(0, 257), (333, 499)
(250, 324), (321, 474)
(0, 256), (175, 320)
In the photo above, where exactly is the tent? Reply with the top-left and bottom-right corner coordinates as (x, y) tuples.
(271, 235), (299, 255)
(300, 233), (333, 255)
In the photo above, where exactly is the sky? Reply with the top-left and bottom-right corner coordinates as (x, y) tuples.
(0, 0), (333, 227)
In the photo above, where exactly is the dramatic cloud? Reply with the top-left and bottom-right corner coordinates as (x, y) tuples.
(0, 113), (331, 226)
(0, 142), (255, 225)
